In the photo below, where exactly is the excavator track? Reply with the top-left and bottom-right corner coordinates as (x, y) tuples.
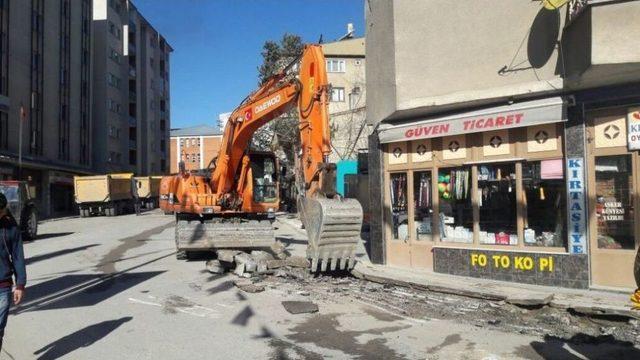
(175, 218), (275, 252)
(298, 196), (363, 272)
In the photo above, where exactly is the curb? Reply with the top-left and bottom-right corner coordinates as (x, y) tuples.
(352, 262), (640, 320)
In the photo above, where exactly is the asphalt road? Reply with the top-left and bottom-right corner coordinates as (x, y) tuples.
(1, 211), (637, 359)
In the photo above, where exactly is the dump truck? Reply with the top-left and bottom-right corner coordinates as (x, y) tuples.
(74, 173), (134, 217)
(0, 181), (38, 240)
(134, 176), (162, 209)
(160, 44), (363, 271)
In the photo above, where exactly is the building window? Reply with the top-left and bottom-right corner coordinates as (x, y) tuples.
(440, 167), (473, 243)
(349, 87), (361, 109)
(330, 87), (345, 102)
(595, 155), (634, 250)
(109, 48), (120, 63)
(108, 99), (121, 113)
(477, 164), (517, 245)
(326, 59), (345, 73)
(522, 160), (566, 247)
(414, 171), (433, 241)
(107, 73), (121, 89)
(389, 173), (408, 241)
(180, 138), (184, 146)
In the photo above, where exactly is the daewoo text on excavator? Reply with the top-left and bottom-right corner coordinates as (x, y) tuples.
(159, 44), (363, 271)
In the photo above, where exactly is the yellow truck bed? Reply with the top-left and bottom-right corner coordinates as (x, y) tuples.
(134, 176), (162, 199)
(74, 173), (133, 204)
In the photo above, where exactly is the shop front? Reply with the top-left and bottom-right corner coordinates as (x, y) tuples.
(585, 106), (640, 289)
(378, 97), (590, 289)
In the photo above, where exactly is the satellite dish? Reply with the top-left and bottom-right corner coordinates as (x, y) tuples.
(542, 0), (569, 10)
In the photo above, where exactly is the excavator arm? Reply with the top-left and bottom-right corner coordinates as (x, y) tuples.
(211, 44), (333, 209)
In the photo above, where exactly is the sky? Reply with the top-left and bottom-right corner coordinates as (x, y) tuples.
(133, 0), (365, 129)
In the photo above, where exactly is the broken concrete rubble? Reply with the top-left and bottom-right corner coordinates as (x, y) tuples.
(250, 250), (275, 262)
(270, 241), (288, 260)
(205, 259), (225, 274)
(282, 301), (319, 314)
(266, 260), (285, 269)
(216, 249), (241, 263)
(234, 252), (257, 273)
(285, 256), (310, 268)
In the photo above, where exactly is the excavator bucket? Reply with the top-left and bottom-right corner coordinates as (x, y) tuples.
(175, 219), (275, 252)
(298, 196), (363, 272)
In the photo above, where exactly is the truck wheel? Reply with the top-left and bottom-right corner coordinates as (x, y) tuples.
(23, 210), (38, 241)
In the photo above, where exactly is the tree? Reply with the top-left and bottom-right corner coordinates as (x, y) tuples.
(251, 34), (304, 170)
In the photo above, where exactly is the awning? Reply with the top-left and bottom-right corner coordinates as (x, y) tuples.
(378, 97), (567, 144)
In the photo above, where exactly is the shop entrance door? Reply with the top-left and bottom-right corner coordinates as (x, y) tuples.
(587, 112), (639, 289)
(385, 170), (435, 269)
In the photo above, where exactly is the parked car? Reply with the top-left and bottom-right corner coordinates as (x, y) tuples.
(0, 181), (38, 240)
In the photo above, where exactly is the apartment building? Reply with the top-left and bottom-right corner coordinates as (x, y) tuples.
(366, 0), (640, 290)
(322, 26), (367, 163)
(93, 0), (172, 176)
(169, 125), (223, 173)
(0, 0), (93, 217)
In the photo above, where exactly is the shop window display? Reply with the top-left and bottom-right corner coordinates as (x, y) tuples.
(478, 164), (517, 245)
(595, 155), (635, 250)
(389, 173), (408, 241)
(413, 171), (433, 240)
(522, 160), (566, 247)
(438, 168), (472, 243)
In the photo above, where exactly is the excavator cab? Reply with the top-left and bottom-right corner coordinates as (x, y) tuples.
(248, 152), (279, 205)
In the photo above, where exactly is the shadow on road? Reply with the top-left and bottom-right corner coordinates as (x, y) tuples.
(529, 334), (640, 359)
(34, 232), (75, 241)
(26, 244), (99, 266)
(13, 252), (174, 314)
(33, 317), (132, 360)
(276, 236), (307, 246)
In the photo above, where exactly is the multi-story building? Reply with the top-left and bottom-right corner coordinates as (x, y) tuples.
(0, 0), (93, 217)
(93, 0), (172, 176)
(169, 125), (223, 173)
(366, 0), (640, 290)
(322, 25), (367, 163)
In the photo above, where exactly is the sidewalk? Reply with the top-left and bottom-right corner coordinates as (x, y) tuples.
(352, 261), (640, 320)
(276, 213), (638, 319)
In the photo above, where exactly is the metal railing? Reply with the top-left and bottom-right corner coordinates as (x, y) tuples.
(568, 0), (589, 22)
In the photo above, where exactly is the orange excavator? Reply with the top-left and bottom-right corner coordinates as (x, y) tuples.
(160, 44), (363, 271)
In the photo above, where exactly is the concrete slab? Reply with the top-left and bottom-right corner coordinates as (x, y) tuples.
(282, 301), (319, 314)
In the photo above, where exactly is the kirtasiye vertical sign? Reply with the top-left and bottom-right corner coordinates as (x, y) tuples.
(567, 158), (586, 254)
(628, 107), (640, 151)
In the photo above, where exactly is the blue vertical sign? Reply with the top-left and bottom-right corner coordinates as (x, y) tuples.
(567, 158), (587, 254)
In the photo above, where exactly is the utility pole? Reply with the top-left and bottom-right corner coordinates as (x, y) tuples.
(18, 103), (25, 180)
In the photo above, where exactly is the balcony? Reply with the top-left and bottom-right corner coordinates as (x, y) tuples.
(562, 0), (640, 88)
(129, 66), (136, 78)
(129, 90), (136, 103)
(128, 116), (137, 127)
(129, 139), (137, 149)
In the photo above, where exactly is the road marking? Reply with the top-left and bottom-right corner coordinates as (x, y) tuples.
(129, 297), (162, 307)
